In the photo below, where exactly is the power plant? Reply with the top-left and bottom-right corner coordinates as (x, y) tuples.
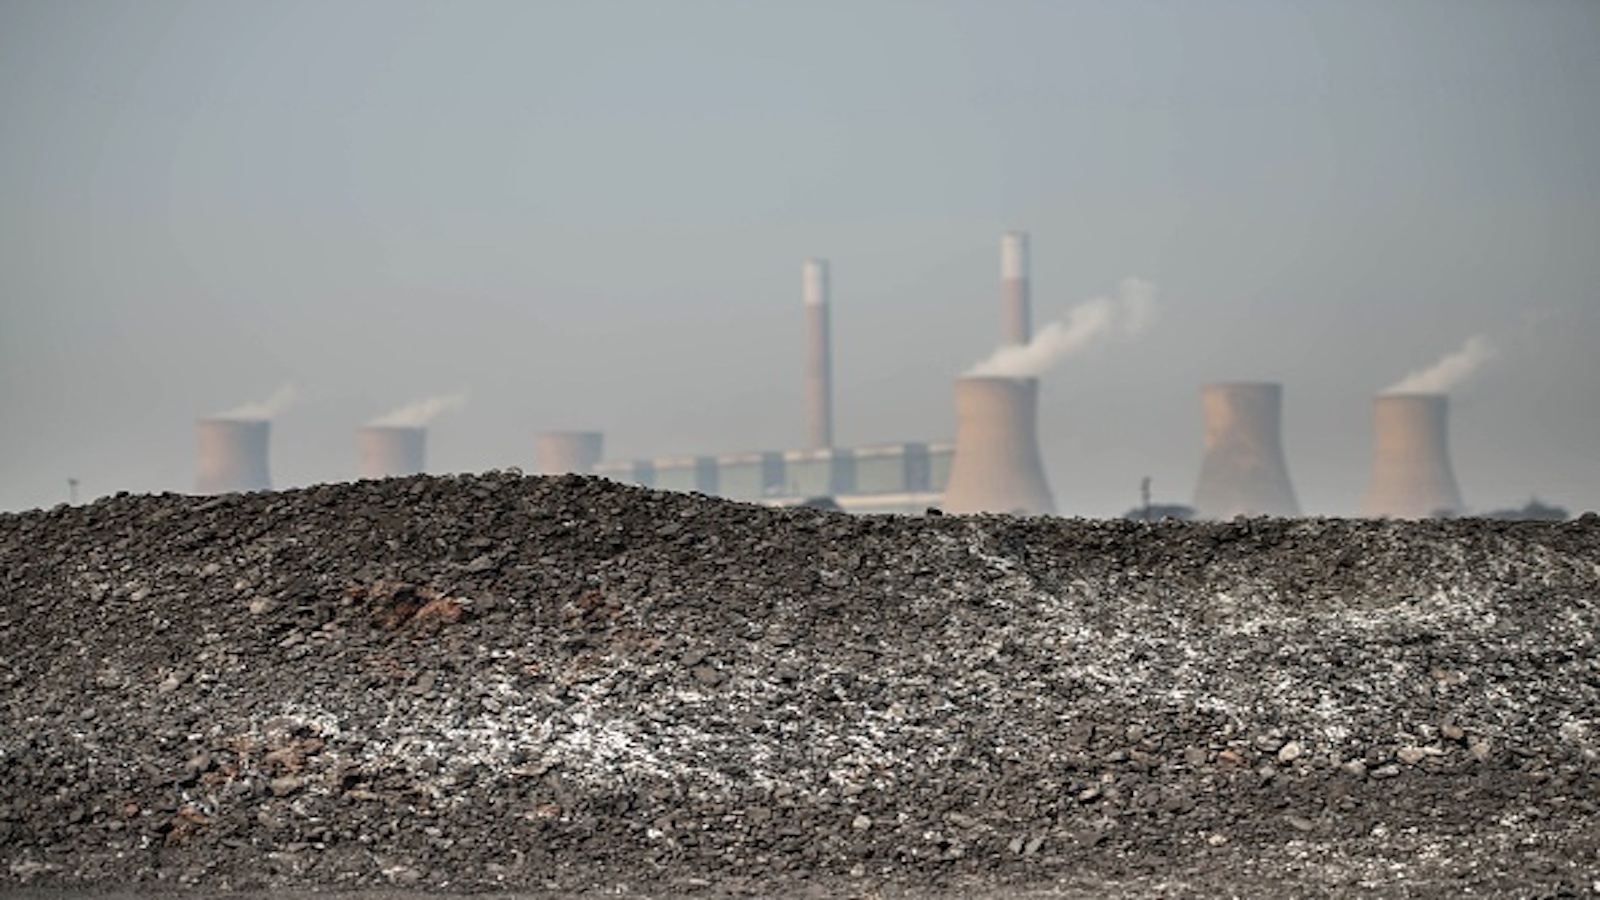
(1361, 393), (1464, 518)
(166, 233), (1540, 519)
(536, 431), (604, 476)
(940, 376), (1056, 515)
(1191, 382), (1301, 518)
(195, 418), (272, 495)
(358, 425), (425, 479)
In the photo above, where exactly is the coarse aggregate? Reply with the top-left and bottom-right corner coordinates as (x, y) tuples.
(1, 472), (1597, 898)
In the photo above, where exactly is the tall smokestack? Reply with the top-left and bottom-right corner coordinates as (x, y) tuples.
(940, 376), (1056, 515)
(1361, 393), (1464, 518)
(536, 431), (603, 475)
(358, 425), (425, 479)
(1191, 382), (1300, 518)
(1001, 231), (1031, 345)
(195, 418), (271, 495)
(804, 258), (833, 449)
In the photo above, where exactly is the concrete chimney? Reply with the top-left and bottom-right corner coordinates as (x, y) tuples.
(196, 418), (271, 495)
(940, 376), (1056, 515)
(804, 257), (833, 449)
(358, 425), (425, 479)
(536, 431), (603, 475)
(1191, 382), (1300, 518)
(1361, 393), (1464, 518)
(1001, 231), (1031, 345)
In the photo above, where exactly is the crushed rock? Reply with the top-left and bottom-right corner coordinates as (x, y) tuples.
(0, 472), (1597, 898)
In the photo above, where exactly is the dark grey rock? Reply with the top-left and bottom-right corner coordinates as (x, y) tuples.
(0, 472), (1594, 898)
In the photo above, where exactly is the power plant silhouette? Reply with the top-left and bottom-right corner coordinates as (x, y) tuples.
(191, 232), (1494, 519)
(357, 426), (426, 480)
(940, 377), (1056, 515)
(536, 431), (605, 477)
(803, 257), (834, 451)
(1361, 393), (1465, 518)
(195, 418), (272, 495)
(1191, 383), (1301, 519)
(934, 233), (1058, 515)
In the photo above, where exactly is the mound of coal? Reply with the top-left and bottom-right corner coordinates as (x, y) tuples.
(1, 473), (1597, 898)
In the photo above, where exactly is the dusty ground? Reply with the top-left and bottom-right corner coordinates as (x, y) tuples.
(1, 473), (1596, 898)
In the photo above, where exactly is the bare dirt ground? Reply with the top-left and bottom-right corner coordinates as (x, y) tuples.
(2, 473), (1596, 897)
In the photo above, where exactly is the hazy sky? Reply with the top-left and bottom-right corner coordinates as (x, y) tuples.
(3, 0), (1597, 517)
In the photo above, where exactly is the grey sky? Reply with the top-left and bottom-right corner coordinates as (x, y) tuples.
(2, 0), (1597, 516)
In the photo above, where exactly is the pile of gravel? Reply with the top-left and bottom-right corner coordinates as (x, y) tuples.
(1, 472), (1596, 897)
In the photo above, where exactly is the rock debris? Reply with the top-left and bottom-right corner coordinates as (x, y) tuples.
(0, 472), (1596, 897)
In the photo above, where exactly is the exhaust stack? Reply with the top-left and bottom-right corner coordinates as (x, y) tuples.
(1191, 382), (1300, 518)
(537, 431), (604, 475)
(1361, 393), (1464, 518)
(803, 258), (833, 449)
(358, 425), (425, 479)
(940, 376), (1056, 515)
(196, 418), (272, 495)
(1001, 231), (1031, 345)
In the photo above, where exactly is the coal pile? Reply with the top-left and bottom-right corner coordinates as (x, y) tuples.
(1, 472), (1597, 898)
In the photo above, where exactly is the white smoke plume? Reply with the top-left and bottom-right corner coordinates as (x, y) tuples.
(966, 277), (1158, 378)
(216, 384), (296, 420)
(1382, 335), (1496, 395)
(368, 393), (467, 428)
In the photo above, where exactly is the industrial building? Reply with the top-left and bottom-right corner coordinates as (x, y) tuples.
(590, 442), (953, 513)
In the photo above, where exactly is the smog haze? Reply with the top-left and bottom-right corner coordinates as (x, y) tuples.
(2, 0), (1597, 517)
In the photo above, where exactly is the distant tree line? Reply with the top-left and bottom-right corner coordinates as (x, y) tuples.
(1477, 498), (1569, 521)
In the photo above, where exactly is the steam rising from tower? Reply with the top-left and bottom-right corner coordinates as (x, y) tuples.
(369, 393), (467, 428)
(1361, 394), (1464, 518)
(216, 384), (296, 421)
(803, 258), (833, 449)
(1191, 382), (1300, 518)
(1001, 231), (1031, 345)
(940, 376), (1056, 515)
(537, 431), (604, 475)
(967, 278), (1158, 378)
(1383, 336), (1495, 395)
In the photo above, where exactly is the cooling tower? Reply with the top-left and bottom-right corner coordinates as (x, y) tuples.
(940, 376), (1056, 515)
(803, 257), (833, 448)
(358, 425), (425, 479)
(1001, 231), (1031, 345)
(195, 418), (271, 495)
(536, 431), (603, 475)
(1191, 383), (1301, 518)
(1361, 393), (1464, 518)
